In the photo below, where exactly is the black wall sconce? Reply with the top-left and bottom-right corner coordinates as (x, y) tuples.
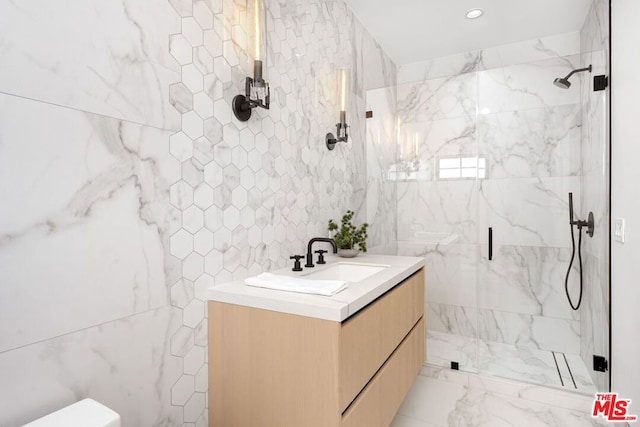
(232, 0), (270, 122)
(326, 69), (349, 150)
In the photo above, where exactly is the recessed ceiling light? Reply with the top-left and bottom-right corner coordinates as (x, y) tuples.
(466, 8), (484, 19)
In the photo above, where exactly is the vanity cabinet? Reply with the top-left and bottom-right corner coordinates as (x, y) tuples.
(208, 268), (425, 427)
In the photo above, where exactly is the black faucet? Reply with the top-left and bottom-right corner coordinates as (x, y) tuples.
(305, 237), (338, 268)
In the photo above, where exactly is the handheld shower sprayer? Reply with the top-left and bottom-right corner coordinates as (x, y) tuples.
(564, 192), (594, 311)
(568, 192), (574, 223)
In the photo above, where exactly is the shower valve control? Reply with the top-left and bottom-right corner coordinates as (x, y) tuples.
(594, 75), (608, 91)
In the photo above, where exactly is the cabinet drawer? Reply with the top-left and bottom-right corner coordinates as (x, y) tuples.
(342, 317), (425, 427)
(339, 268), (424, 412)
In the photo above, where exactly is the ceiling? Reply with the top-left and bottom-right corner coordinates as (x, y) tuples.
(344, 0), (592, 65)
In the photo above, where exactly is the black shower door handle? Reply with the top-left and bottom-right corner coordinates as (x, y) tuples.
(488, 227), (493, 261)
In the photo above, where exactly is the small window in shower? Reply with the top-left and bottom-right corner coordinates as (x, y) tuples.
(437, 155), (486, 180)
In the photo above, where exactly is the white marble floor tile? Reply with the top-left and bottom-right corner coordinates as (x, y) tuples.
(422, 364), (598, 413)
(394, 374), (610, 427)
(447, 387), (610, 427)
(477, 341), (562, 388)
(420, 365), (471, 387)
(555, 352), (576, 389)
(564, 353), (598, 394)
(427, 331), (478, 372)
(467, 373), (597, 413)
(427, 332), (598, 395)
(396, 374), (468, 426)
(391, 413), (440, 427)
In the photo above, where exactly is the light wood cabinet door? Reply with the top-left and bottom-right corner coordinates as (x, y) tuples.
(339, 269), (424, 411)
(342, 318), (425, 427)
(209, 302), (341, 427)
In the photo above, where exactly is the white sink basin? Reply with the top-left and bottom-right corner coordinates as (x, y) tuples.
(302, 262), (389, 283)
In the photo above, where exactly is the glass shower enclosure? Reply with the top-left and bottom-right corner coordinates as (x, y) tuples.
(391, 0), (610, 395)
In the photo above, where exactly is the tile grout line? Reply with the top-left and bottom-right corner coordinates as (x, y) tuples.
(0, 305), (174, 356)
(0, 90), (178, 132)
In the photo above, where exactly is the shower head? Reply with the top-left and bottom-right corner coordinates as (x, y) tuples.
(554, 77), (572, 89)
(553, 65), (592, 89)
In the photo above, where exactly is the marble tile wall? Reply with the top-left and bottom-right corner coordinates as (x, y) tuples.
(579, 0), (610, 393)
(0, 0), (397, 426)
(0, 0), (183, 425)
(166, 0), (398, 424)
(396, 33), (587, 369)
(0, 0), (181, 130)
(397, 32), (581, 84)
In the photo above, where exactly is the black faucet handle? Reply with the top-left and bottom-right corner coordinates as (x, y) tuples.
(290, 255), (304, 272)
(315, 249), (328, 264)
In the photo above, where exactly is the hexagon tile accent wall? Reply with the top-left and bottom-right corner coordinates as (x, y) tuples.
(167, 0), (397, 424)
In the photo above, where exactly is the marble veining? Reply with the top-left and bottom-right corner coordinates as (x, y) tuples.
(477, 55), (582, 115)
(477, 308), (580, 355)
(0, 306), (183, 427)
(427, 331), (596, 395)
(397, 32), (580, 85)
(478, 176), (581, 248)
(427, 331), (478, 372)
(478, 32), (581, 72)
(397, 51), (481, 85)
(397, 27), (607, 392)
(0, 0), (186, 423)
(477, 245), (580, 320)
(427, 301), (580, 355)
(398, 180), (478, 244)
(397, 73), (477, 124)
(0, 0), (398, 425)
(398, 242), (478, 309)
(0, 93), (179, 353)
(393, 366), (607, 427)
(365, 85), (398, 248)
(165, 0), (399, 423)
(397, 115), (477, 183)
(478, 104), (581, 179)
(426, 303), (478, 339)
(0, 0), (181, 130)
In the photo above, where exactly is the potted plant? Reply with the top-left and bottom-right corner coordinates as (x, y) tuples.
(328, 210), (369, 258)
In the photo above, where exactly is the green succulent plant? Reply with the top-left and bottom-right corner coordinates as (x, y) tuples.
(328, 210), (369, 252)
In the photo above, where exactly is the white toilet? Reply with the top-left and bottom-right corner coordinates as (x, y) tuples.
(22, 399), (120, 427)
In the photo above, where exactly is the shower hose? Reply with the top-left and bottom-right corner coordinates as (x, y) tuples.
(564, 219), (584, 311)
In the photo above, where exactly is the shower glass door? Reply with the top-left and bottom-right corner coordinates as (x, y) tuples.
(577, 0), (611, 394)
(475, 0), (610, 393)
(475, 52), (588, 391)
(396, 0), (610, 395)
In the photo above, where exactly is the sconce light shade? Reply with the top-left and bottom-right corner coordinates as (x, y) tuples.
(233, 0), (270, 122)
(326, 69), (349, 150)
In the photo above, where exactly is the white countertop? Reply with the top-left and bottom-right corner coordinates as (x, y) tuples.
(207, 253), (425, 321)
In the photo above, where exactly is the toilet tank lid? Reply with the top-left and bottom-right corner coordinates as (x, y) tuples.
(23, 399), (120, 427)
